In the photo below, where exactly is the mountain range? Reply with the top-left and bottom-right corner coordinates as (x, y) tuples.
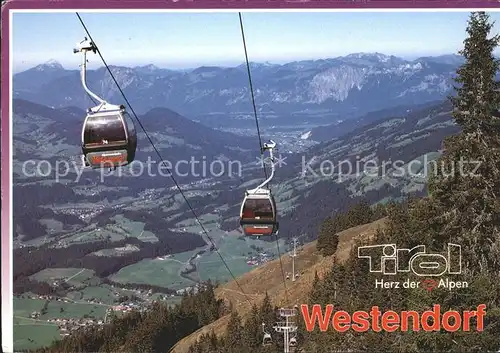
(13, 53), (464, 128)
(12, 95), (458, 246)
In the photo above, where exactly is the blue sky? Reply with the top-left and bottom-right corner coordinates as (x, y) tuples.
(11, 11), (500, 72)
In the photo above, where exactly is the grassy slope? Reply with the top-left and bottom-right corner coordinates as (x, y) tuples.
(171, 218), (387, 353)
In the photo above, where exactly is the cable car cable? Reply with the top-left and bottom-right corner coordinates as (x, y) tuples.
(75, 12), (254, 307)
(238, 12), (268, 182)
(238, 12), (290, 306)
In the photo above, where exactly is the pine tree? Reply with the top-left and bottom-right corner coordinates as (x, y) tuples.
(207, 331), (221, 352)
(316, 217), (330, 252)
(259, 292), (276, 329)
(196, 280), (222, 325)
(429, 11), (500, 274)
(308, 270), (323, 304)
(451, 12), (500, 133)
(243, 304), (263, 348)
(346, 200), (373, 225)
(225, 310), (244, 350)
(317, 217), (339, 256)
(259, 292), (278, 351)
(371, 202), (388, 221)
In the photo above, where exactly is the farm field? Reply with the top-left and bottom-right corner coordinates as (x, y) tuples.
(14, 296), (109, 320)
(13, 295), (107, 352)
(14, 285), (184, 351)
(196, 235), (287, 281)
(110, 258), (197, 290)
(14, 320), (60, 352)
(30, 268), (97, 287)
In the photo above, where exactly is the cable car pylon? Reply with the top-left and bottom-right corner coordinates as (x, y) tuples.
(74, 37), (137, 171)
(290, 237), (299, 282)
(272, 307), (298, 353)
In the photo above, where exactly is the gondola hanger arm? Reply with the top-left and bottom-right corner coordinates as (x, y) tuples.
(262, 140), (276, 151)
(73, 37), (106, 107)
(251, 140), (277, 193)
(73, 37), (97, 54)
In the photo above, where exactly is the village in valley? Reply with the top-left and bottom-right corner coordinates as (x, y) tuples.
(14, 248), (281, 345)
(18, 245), (288, 341)
(15, 272), (195, 348)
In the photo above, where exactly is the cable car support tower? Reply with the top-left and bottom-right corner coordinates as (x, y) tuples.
(262, 307), (298, 353)
(274, 308), (298, 353)
(291, 237), (298, 282)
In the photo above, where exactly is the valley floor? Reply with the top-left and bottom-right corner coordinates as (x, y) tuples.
(13, 220), (289, 351)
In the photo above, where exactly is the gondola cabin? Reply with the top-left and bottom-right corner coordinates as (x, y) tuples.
(81, 104), (137, 169)
(240, 189), (279, 236)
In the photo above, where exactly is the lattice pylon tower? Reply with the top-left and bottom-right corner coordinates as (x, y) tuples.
(273, 308), (298, 353)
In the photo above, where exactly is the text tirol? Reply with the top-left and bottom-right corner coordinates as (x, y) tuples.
(300, 304), (486, 332)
